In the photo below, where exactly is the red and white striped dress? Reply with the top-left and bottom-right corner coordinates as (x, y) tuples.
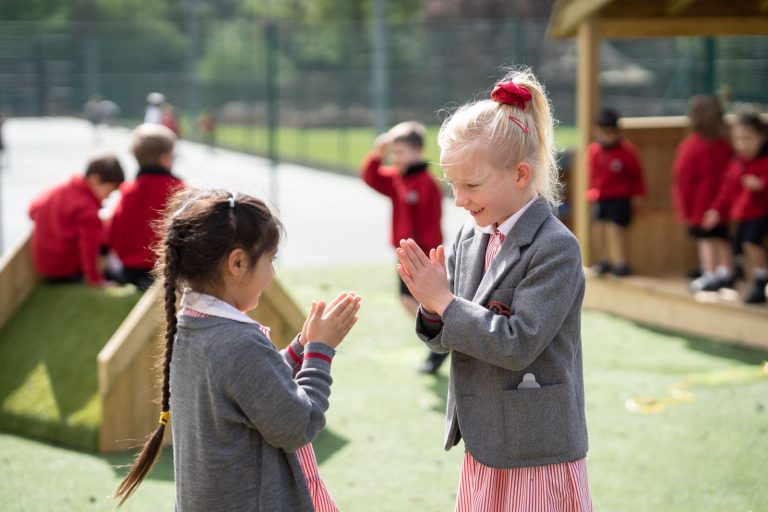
(180, 298), (339, 512)
(454, 222), (593, 511)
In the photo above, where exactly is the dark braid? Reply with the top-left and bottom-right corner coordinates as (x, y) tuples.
(114, 188), (282, 506)
(114, 234), (181, 506)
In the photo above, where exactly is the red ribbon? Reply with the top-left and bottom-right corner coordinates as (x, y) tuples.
(491, 81), (532, 110)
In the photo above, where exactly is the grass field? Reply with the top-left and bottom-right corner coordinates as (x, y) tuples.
(0, 284), (142, 451)
(182, 121), (580, 175)
(1, 264), (767, 511)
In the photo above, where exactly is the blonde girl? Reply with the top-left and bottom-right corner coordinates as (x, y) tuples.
(397, 69), (592, 511)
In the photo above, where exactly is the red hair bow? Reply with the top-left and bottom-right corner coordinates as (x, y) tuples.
(491, 81), (532, 110)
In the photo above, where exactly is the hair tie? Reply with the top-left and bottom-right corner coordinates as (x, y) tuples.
(227, 195), (235, 208)
(159, 410), (171, 426)
(491, 81), (532, 111)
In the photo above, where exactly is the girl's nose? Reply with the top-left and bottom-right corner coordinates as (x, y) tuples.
(454, 190), (468, 208)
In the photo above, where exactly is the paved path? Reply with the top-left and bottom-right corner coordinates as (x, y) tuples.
(0, 118), (465, 267)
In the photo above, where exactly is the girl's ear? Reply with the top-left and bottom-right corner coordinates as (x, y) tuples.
(226, 248), (247, 277)
(514, 161), (533, 188)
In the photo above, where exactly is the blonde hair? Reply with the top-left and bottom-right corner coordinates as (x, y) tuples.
(438, 68), (561, 207)
(131, 123), (177, 167)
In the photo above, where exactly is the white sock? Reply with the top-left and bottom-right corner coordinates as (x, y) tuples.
(754, 267), (768, 280)
(715, 266), (732, 279)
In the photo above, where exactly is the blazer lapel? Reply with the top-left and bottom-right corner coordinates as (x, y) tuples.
(471, 198), (554, 306)
(458, 232), (488, 299)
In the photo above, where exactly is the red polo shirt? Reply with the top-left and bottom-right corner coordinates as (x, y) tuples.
(672, 133), (733, 226)
(28, 175), (103, 284)
(361, 153), (443, 252)
(108, 166), (184, 270)
(710, 149), (768, 222)
(587, 140), (646, 202)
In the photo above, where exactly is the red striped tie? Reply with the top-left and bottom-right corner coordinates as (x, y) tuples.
(484, 223), (506, 272)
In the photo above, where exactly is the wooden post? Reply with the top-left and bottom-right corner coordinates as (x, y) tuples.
(574, 16), (600, 265)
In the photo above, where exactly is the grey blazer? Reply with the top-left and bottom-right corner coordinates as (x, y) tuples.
(416, 197), (588, 469)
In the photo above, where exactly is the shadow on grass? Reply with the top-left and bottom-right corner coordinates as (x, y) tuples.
(426, 372), (449, 414)
(633, 321), (768, 364)
(312, 427), (349, 465)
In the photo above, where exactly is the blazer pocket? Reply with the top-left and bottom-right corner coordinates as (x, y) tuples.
(502, 384), (574, 460)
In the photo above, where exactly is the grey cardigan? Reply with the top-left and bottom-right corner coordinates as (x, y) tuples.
(170, 314), (335, 512)
(416, 197), (589, 469)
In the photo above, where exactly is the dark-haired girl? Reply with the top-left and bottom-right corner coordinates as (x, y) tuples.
(114, 188), (361, 511)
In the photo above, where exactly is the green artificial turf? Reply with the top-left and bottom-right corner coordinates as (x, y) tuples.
(0, 284), (142, 451)
(1, 264), (766, 511)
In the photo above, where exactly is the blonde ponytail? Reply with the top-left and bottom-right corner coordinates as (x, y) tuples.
(438, 67), (562, 207)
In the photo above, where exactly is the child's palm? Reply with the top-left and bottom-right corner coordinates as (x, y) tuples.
(305, 293), (360, 349)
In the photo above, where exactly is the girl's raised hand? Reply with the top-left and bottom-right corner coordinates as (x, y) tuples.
(396, 239), (453, 316)
(305, 292), (361, 349)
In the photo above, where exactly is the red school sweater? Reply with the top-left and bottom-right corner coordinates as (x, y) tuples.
(361, 153), (443, 252)
(587, 139), (646, 202)
(710, 146), (768, 222)
(28, 175), (103, 284)
(672, 133), (733, 226)
(108, 166), (184, 270)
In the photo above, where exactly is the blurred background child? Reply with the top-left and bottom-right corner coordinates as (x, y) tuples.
(107, 123), (184, 290)
(672, 95), (735, 292)
(587, 108), (646, 277)
(360, 121), (445, 374)
(703, 113), (768, 304)
(29, 155), (124, 286)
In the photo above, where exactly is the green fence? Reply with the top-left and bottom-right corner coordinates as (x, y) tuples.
(1, 18), (767, 171)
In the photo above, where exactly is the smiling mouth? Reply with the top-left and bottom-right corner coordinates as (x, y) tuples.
(468, 208), (484, 217)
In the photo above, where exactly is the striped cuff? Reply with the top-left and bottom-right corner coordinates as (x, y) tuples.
(302, 342), (336, 368)
(286, 337), (304, 367)
(419, 307), (443, 325)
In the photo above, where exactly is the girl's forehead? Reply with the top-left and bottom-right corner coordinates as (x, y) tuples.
(442, 162), (491, 183)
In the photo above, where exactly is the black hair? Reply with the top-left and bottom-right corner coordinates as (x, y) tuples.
(596, 108), (620, 129)
(85, 155), (125, 185)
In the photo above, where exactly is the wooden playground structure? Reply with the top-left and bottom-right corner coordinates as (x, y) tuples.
(0, 234), (304, 453)
(549, 0), (768, 350)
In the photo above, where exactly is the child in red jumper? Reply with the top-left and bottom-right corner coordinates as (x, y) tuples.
(361, 121), (444, 373)
(587, 108), (645, 277)
(672, 96), (735, 292)
(703, 113), (768, 304)
(108, 123), (184, 290)
(29, 155), (124, 286)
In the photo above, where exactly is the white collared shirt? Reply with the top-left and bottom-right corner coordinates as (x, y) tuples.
(475, 194), (539, 236)
(179, 288), (257, 324)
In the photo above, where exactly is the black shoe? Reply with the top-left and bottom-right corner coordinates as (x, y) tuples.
(717, 274), (736, 290)
(418, 352), (448, 374)
(593, 261), (612, 276)
(612, 263), (631, 277)
(744, 278), (768, 304)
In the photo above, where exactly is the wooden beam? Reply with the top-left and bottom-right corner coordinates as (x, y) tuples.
(760, 0), (768, 13)
(549, 0), (614, 38)
(574, 16), (600, 266)
(600, 17), (768, 38)
(666, 0), (697, 15)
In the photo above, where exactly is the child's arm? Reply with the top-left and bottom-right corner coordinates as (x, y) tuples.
(626, 143), (646, 197)
(77, 210), (104, 285)
(361, 152), (396, 197)
(401, 232), (584, 372)
(212, 333), (335, 453)
(439, 234), (584, 371)
(704, 160), (741, 227)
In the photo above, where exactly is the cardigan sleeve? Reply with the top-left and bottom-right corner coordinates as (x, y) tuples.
(361, 152), (396, 197)
(209, 331), (335, 453)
